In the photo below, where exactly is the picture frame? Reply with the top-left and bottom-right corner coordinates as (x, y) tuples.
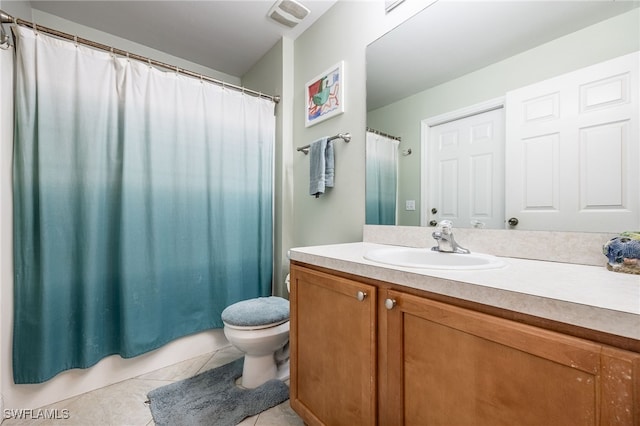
(305, 61), (345, 127)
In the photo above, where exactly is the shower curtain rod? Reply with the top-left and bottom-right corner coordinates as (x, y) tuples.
(0, 9), (280, 104)
(366, 127), (401, 141)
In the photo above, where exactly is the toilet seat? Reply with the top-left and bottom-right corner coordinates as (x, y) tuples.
(223, 319), (288, 331)
(221, 296), (289, 330)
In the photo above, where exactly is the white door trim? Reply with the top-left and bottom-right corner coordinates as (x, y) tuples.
(420, 97), (505, 226)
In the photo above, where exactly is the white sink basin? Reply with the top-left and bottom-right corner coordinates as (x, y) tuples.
(363, 246), (506, 270)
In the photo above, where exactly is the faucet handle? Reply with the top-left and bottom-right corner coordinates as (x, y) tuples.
(436, 220), (453, 233)
(432, 220), (470, 254)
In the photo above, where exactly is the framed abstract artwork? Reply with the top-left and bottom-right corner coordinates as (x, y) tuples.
(305, 61), (344, 127)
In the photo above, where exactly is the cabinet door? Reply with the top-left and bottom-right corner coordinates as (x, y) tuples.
(290, 265), (377, 426)
(385, 289), (640, 426)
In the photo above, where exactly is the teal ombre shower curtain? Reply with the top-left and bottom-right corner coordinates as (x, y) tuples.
(12, 27), (274, 384)
(365, 131), (399, 225)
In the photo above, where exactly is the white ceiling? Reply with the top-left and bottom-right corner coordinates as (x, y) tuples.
(367, 0), (640, 110)
(26, 0), (337, 77)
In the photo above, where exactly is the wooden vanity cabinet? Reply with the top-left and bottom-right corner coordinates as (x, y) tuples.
(290, 263), (640, 426)
(289, 265), (377, 426)
(385, 289), (640, 426)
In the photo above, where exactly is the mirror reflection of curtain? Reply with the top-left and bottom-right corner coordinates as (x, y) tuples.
(366, 131), (399, 225)
(12, 26), (275, 384)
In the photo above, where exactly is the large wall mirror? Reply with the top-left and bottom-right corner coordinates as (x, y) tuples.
(366, 1), (639, 233)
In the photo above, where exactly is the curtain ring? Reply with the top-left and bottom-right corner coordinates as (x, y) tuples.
(148, 58), (152, 68)
(110, 47), (114, 58)
(33, 22), (37, 35)
(73, 34), (78, 47)
(126, 51), (129, 61)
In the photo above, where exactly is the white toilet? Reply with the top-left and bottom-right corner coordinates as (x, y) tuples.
(221, 295), (290, 389)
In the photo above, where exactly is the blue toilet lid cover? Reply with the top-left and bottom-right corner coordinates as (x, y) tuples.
(221, 296), (290, 327)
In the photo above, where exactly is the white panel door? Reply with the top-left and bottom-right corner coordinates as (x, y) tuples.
(505, 52), (639, 232)
(428, 108), (505, 229)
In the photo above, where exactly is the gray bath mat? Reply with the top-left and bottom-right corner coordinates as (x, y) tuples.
(147, 358), (289, 426)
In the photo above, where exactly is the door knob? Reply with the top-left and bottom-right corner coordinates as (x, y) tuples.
(431, 208), (438, 214)
(508, 217), (519, 227)
(384, 298), (396, 310)
(429, 220), (438, 226)
(356, 291), (367, 301)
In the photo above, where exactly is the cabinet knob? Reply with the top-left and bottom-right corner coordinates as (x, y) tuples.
(356, 291), (367, 301)
(384, 298), (396, 310)
(508, 217), (519, 227)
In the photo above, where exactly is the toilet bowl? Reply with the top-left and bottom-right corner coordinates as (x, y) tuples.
(221, 296), (290, 389)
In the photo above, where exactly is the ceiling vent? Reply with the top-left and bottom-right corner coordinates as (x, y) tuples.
(268, 0), (310, 28)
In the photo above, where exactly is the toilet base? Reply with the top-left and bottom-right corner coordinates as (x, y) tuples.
(276, 359), (290, 382)
(240, 355), (290, 389)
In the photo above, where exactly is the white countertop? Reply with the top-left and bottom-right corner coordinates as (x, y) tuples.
(289, 242), (640, 340)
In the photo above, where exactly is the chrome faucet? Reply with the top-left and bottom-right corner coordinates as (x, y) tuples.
(431, 220), (470, 254)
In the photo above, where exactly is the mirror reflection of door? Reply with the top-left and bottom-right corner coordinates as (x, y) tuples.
(505, 52), (639, 232)
(427, 107), (505, 229)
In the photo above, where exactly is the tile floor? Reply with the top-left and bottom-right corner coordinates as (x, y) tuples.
(3, 345), (304, 426)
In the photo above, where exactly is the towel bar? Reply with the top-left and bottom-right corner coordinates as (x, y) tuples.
(297, 132), (351, 155)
